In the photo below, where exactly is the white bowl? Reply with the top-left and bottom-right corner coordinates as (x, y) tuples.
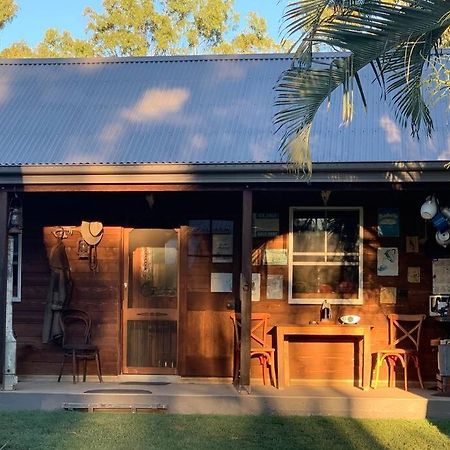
(340, 315), (361, 325)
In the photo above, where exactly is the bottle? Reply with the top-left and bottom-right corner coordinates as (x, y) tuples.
(320, 300), (331, 321)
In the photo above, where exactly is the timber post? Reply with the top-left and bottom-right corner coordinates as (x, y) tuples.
(0, 192), (8, 389)
(239, 189), (252, 392)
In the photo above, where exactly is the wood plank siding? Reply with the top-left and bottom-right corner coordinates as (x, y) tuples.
(12, 187), (449, 384)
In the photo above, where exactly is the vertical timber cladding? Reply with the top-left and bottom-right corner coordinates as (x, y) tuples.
(182, 193), (242, 378)
(249, 187), (446, 385)
(14, 225), (122, 376)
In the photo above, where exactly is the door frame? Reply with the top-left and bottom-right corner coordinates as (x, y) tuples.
(121, 227), (181, 375)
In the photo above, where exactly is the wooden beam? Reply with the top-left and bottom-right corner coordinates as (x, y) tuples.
(0, 192), (8, 389)
(177, 226), (189, 376)
(239, 190), (253, 392)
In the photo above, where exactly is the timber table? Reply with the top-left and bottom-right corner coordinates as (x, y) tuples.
(274, 324), (373, 390)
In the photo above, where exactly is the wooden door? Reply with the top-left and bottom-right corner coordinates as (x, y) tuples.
(123, 229), (179, 374)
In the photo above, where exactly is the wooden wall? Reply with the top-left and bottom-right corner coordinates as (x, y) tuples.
(15, 225), (121, 377)
(250, 188), (449, 385)
(12, 187), (450, 385)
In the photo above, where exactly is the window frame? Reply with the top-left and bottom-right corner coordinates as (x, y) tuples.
(288, 206), (363, 305)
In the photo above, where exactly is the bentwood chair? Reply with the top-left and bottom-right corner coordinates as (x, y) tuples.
(231, 313), (277, 387)
(372, 314), (425, 391)
(57, 309), (103, 383)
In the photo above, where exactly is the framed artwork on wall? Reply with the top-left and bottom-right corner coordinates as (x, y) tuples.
(377, 208), (400, 237)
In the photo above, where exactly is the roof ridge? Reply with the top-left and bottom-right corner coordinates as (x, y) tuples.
(0, 53), (296, 66)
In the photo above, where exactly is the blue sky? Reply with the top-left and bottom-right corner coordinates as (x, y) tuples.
(0, 1), (286, 50)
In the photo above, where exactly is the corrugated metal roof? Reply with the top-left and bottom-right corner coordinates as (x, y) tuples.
(0, 53), (448, 166)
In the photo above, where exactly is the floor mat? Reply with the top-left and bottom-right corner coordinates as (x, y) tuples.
(119, 382), (170, 386)
(84, 389), (152, 394)
(432, 391), (450, 397)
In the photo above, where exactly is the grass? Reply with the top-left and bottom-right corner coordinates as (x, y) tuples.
(0, 413), (448, 449)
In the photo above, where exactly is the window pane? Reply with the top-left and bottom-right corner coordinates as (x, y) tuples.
(326, 211), (359, 254)
(293, 213), (326, 253)
(292, 265), (359, 299)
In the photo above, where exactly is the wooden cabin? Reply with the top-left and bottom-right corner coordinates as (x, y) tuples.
(0, 54), (448, 389)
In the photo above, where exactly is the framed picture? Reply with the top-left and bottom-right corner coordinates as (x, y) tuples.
(210, 272), (233, 292)
(253, 213), (279, 237)
(377, 247), (398, 276)
(266, 274), (283, 300)
(377, 208), (400, 237)
(251, 273), (261, 302)
(380, 286), (397, 304)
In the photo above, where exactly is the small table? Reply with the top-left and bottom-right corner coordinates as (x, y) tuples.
(274, 324), (373, 390)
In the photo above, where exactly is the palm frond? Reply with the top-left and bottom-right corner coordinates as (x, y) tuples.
(275, 0), (450, 175)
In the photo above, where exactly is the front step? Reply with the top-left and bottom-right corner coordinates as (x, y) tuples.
(62, 402), (168, 413)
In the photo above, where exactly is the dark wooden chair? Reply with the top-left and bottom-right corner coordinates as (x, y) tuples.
(231, 313), (276, 387)
(372, 314), (425, 390)
(57, 309), (103, 383)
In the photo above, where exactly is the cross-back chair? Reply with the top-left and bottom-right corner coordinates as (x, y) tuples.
(230, 313), (276, 387)
(372, 314), (425, 391)
(57, 309), (103, 383)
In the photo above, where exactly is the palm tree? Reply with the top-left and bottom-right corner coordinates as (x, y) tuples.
(274, 0), (450, 175)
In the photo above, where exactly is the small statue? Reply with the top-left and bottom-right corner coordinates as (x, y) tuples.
(320, 299), (332, 322)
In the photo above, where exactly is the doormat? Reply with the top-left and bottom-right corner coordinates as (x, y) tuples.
(84, 389), (152, 394)
(119, 382), (170, 386)
(432, 391), (450, 397)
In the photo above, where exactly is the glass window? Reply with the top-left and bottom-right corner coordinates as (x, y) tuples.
(289, 207), (363, 304)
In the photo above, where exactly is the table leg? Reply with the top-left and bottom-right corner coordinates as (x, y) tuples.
(362, 330), (371, 390)
(276, 328), (285, 389)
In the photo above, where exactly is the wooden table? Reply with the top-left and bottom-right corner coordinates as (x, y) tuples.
(274, 324), (373, 390)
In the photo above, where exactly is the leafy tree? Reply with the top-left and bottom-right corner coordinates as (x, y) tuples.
(85, 0), (280, 55)
(275, 0), (450, 174)
(0, 0), (16, 30)
(0, 41), (33, 58)
(34, 29), (96, 58)
(1, 0), (281, 57)
(214, 12), (283, 54)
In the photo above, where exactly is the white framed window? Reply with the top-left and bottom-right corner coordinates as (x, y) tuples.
(288, 207), (363, 305)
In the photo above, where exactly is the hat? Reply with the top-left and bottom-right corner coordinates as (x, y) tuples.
(80, 221), (104, 246)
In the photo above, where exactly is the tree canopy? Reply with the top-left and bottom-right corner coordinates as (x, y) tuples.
(275, 0), (450, 175)
(0, 0), (17, 30)
(0, 0), (283, 58)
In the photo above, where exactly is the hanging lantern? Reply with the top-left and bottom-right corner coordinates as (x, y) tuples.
(77, 239), (90, 259)
(8, 195), (23, 234)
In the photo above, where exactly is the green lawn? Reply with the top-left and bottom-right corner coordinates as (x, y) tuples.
(0, 413), (448, 450)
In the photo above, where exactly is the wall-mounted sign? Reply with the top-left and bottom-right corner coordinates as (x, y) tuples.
(267, 274), (283, 299)
(377, 247), (398, 276)
(432, 259), (450, 294)
(188, 219), (210, 234)
(263, 249), (288, 265)
(380, 286), (397, 304)
(253, 213), (279, 237)
(211, 272), (233, 292)
(406, 236), (419, 253)
(252, 273), (261, 302)
(407, 266), (421, 283)
(212, 220), (233, 234)
(212, 234), (233, 262)
(377, 208), (400, 237)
